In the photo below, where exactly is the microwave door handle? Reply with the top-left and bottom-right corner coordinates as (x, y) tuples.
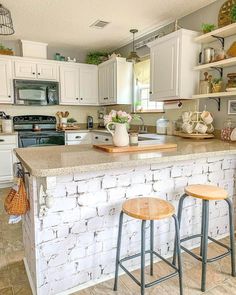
(46, 87), (49, 104)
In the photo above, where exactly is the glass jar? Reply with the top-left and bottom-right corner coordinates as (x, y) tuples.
(129, 133), (138, 146)
(156, 116), (169, 135)
(221, 119), (235, 141)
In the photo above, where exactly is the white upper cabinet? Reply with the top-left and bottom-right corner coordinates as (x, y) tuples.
(60, 65), (79, 105)
(59, 64), (98, 106)
(148, 29), (200, 101)
(79, 65), (98, 105)
(98, 57), (132, 105)
(0, 58), (13, 104)
(14, 60), (58, 80)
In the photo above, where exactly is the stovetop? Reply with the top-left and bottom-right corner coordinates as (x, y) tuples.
(13, 115), (57, 132)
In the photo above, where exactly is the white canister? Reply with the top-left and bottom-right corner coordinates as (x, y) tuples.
(156, 117), (169, 135)
(2, 118), (13, 133)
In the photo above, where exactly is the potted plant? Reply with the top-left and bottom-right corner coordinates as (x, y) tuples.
(0, 44), (13, 55)
(86, 51), (109, 65)
(231, 5), (236, 22)
(212, 77), (223, 93)
(201, 23), (216, 34)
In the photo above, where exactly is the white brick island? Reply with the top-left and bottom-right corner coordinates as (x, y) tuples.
(15, 137), (236, 295)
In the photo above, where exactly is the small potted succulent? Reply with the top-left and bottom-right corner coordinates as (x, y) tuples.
(86, 51), (109, 65)
(212, 77), (223, 93)
(201, 23), (216, 34)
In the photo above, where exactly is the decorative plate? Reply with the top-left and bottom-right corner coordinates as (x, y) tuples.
(230, 127), (236, 141)
(218, 0), (236, 28)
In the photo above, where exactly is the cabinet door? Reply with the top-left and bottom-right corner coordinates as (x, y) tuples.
(14, 61), (37, 79)
(59, 66), (79, 105)
(0, 146), (14, 182)
(37, 63), (58, 81)
(98, 66), (108, 104)
(0, 59), (13, 104)
(79, 66), (98, 105)
(150, 35), (179, 100)
(107, 62), (115, 104)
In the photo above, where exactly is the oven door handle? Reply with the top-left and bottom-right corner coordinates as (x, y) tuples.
(46, 87), (49, 104)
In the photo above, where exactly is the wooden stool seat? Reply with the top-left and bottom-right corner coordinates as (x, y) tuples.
(185, 184), (228, 201)
(122, 197), (175, 220)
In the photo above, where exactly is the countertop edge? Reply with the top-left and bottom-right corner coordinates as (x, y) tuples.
(16, 149), (236, 178)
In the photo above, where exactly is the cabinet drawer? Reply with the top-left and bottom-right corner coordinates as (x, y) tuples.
(0, 135), (17, 145)
(92, 133), (112, 144)
(66, 132), (91, 141)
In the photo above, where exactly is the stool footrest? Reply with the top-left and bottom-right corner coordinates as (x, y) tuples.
(180, 234), (231, 263)
(119, 249), (179, 289)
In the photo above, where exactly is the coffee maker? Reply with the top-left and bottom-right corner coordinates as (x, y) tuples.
(87, 116), (93, 129)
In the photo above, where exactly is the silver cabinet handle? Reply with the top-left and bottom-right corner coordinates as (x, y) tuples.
(105, 138), (109, 141)
(95, 136), (98, 139)
(75, 136), (81, 139)
(0, 139), (5, 142)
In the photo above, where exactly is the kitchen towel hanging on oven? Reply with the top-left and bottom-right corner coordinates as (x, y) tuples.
(4, 168), (30, 219)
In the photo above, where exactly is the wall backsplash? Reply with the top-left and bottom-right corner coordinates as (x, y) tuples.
(0, 105), (99, 124)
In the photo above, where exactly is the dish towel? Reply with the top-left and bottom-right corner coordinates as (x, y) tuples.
(4, 165), (30, 224)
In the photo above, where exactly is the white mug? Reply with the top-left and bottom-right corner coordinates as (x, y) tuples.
(201, 111), (213, 125)
(195, 122), (208, 134)
(207, 124), (214, 133)
(182, 122), (194, 134)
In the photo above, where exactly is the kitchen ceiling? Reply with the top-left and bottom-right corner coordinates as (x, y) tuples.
(1, 0), (217, 51)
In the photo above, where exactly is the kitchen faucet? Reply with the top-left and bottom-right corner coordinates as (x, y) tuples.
(137, 115), (148, 134)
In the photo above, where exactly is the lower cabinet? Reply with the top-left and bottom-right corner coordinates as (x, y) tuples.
(0, 135), (17, 186)
(65, 132), (92, 145)
(92, 132), (112, 145)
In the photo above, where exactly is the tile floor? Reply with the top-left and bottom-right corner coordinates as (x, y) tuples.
(0, 187), (235, 294)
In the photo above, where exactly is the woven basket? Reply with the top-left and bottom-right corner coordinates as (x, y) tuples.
(218, 0), (236, 28)
(4, 178), (29, 215)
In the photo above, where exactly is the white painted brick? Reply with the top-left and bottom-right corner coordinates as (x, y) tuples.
(108, 187), (126, 201)
(71, 221), (87, 234)
(208, 171), (224, 184)
(78, 191), (107, 206)
(74, 171), (105, 181)
(222, 158), (231, 170)
(77, 181), (88, 193)
(43, 213), (61, 228)
(131, 172), (145, 184)
(57, 175), (74, 183)
(208, 161), (222, 172)
(80, 206), (97, 219)
(102, 176), (117, 189)
(182, 165), (193, 177)
(145, 171), (153, 182)
(126, 183), (152, 197)
(153, 179), (174, 193)
(62, 208), (81, 223)
(38, 229), (55, 244)
(65, 182), (77, 196)
(86, 241), (103, 255)
(153, 168), (170, 181)
(151, 163), (172, 170)
(70, 247), (86, 261)
(57, 224), (69, 239)
(87, 217), (104, 231)
(117, 174), (131, 187)
(52, 197), (77, 212)
(171, 166), (182, 178)
(97, 203), (121, 217)
(54, 183), (66, 198)
(77, 232), (95, 246)
(188, 173), (208, 185)
(207, 156), (224, 163)
(87, 178), (101, 192)
(224, 169), (235, 180)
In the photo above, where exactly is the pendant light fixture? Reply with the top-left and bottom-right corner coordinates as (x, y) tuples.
(127, 29), (140, 63)
(0, 3), (14, 35)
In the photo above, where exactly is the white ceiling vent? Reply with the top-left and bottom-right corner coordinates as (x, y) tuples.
(90, 20), (110, 29)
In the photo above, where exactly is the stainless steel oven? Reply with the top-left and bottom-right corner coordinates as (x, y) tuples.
(14, 79), (59, 106)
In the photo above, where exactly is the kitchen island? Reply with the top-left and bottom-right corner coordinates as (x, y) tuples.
(15, 136), (236, 295)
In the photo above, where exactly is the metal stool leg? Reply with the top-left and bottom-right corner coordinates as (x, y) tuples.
(173, 193), (188, 265)
(141, 220), (146, 295)
(225, 198), (236, 277)
(200, 201), (204, 257)
(150, 220), (154, 276)
(113, 211), (124, 291)
(201, 200), (209, 292)
(173, 214), (183, 295)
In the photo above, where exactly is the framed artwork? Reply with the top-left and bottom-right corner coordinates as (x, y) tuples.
(228, 100), (236, 114)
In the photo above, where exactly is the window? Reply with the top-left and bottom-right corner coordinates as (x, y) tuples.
(134, 59), (163, 112)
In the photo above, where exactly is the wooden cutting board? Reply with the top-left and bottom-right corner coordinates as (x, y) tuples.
(93, 143), (177, 153)
(176, 132), (214, 139)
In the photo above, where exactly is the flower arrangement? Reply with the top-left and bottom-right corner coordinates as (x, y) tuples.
(104, 110), (132, 125)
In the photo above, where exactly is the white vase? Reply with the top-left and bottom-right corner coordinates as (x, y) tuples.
(106, 122), (129, 147)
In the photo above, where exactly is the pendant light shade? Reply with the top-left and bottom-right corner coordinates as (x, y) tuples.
(127, 29), (140, 63)
(0, 3), (14, 35)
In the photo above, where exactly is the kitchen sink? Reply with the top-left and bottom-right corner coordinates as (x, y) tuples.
(138, 136), (159, 141)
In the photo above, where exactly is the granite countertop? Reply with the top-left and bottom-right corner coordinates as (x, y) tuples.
(65, 129), (110, 134)
(0, 132), (18, 136)
(14, 136), (236, 177)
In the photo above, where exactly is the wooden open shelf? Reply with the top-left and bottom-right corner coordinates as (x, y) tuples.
(192, 91), (236, 99)
(194, 23), (236, 44)
(193, 57), (236, 71)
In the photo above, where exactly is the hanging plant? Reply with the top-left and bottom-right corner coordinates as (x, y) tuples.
(86, 51), (109, 65)
(231, 4), (236, 22)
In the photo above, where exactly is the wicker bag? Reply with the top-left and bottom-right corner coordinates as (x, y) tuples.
(4, 178), (29, 215)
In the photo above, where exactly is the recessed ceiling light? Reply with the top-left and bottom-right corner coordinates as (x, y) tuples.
(90, 20), (110, 29)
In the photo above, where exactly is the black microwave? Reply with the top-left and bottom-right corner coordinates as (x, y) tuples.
(14, 79), (59, 106)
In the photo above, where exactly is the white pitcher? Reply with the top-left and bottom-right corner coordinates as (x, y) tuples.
(106, 122), (129, 147)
